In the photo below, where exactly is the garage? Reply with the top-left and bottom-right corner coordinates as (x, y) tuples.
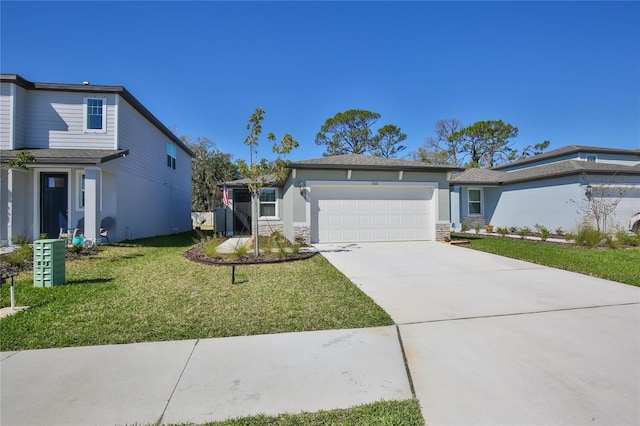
(310, 183), (435, 243)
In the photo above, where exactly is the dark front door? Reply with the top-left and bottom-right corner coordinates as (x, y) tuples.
(233, 189), (252, 235)
(40, 173), (68, 239)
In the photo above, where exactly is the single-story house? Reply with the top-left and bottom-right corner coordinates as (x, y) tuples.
(450, 145), (640, 233)
(223, 154), (461, 244)
(0, 74), (194, 245)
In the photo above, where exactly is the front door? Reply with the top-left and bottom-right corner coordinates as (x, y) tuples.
(232, 189), (252, 235)
(40, 173), (68, 239)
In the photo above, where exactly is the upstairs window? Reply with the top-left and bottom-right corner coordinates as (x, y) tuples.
(84, 98), (106, 133)
(586, 154), (597, 162)
(468, 188), (483, 215)
(167, 142), (177, 169)
(259, 188), (277, 218)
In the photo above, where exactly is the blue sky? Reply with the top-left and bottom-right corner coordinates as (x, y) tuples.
(1, 1), (638, 162)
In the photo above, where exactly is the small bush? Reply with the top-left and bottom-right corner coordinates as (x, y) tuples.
(67, 243), (85, 254)
(461, 223), (469, 232)
(573, 227), (605, 248)
(497, 226), (508, 237)
(534, 224), (550, 241)
(555, 227), (565, 236)
(234, 244), (248, 259)
(202, 239), (219, 258)
(509, 226), (519, 233)
(604, 234), (618, 249)
(291, 243), (301, 254)
(473, 223), (481, 234)
(518, 226), (531, 239)
(485, 224), (494, 233)
(614, 229), (640, 247)
(11, 235), (30, 246)
(2, 244), (33, 266)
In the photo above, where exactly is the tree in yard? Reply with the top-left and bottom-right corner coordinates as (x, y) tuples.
(572, 174), (629, 233)
(414, 118), (464, 166)
(315, 109), (407, 158)
(237, 107), (299, 256)
(0, 151), (36, 182)
(517, 140), (551, 160)
(181, 135), (239, 212)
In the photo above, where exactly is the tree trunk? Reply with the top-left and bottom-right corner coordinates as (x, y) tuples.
(252, 193), (259, 256)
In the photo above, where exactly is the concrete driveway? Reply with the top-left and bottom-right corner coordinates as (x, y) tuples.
(316, 241), (640, 425)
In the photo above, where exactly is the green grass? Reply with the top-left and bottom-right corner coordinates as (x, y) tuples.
(168, 399), (424, 426)
(456, 234), (640, 286)
(0, 232), (392, 350)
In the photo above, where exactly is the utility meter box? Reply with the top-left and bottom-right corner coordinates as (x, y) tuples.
(33, 239), (66, 287)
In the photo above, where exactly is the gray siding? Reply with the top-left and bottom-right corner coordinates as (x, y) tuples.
(24, 91), (116, 149)
(101, 98), (191, 241)
(14, 85), (27, 149)
(0, 83), (11, 149)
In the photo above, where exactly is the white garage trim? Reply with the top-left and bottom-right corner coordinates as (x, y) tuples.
(307, 180), (438, 244)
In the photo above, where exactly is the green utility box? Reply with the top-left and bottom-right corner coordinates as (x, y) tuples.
(33, 239), (66, 287)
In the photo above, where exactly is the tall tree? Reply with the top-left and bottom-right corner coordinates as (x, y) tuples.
(370, 124), (407, 158)
(518, 140), (551, 159)
(315, 109), (406, 158)
(452, 120), (519, 168)
(415, 118), (464, 165)
(181, 136), (239, 211)
(237, 107), (299, 256)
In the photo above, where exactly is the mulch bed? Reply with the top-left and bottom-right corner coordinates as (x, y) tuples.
(0, 248), (99, 279)
(183, 244), (317, 266)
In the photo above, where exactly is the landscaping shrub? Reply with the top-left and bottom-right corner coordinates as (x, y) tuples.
(572, 227), (605, 248)
(11, 235), (30, 246)
(485, 224), (494, 233)
(518, 226), (532, 239)
(497, 226), (508, 237)
(1, 244), (33, 266)
(614, 229), (640, 247)
(203, 239), (219, 258)
(555, 227), (566, 236)
(233, 244), (248, 259)
(534, 224), (550, 241)
(509, 226), (519, 233)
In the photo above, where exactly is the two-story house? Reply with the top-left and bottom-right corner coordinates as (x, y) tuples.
(450, 145), (640, 233)
(0, 74), (194, 246)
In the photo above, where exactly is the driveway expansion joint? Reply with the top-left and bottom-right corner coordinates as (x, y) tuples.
(396, 302), (640, 326)
(394, 325), (416, 399)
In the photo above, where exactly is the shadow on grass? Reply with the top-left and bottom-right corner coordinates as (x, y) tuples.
(65, 277), (114, 286)
(114, 232), (200, 249)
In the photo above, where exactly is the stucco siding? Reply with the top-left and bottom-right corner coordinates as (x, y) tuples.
(24, 91), (116, 149)
(487, 178), (585, 231)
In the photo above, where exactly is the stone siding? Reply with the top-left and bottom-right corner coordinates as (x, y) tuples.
(293, 225), (311, 245)
(435, 222), (451, 241)
(462, 215), (487, 230)
(257, 222), (284, 237)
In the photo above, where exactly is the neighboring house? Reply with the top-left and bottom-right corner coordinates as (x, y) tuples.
(223, 154), (461, 244)
(450, 145), (640, 233)
(0, 74), (194, 246)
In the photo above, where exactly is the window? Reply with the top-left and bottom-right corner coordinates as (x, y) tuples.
(167, 142), (177, 169)
(586, 154), (597, 162)
(84, 98), (106, 132)
(79, 173), (85, 208)
(468, 188), (483, 215)
(259, 188), (277, 218)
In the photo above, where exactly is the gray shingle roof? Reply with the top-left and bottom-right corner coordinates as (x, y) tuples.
(493, 145), (640, 170)
(450, 160), (640, 185)
(0, 148), (129, 165)
(291, 154), (462, 171)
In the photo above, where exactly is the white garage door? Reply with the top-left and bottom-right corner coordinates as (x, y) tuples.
(311, 184), (434, 243)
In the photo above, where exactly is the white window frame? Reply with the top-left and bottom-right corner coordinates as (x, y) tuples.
(167, 142), (177, 170)
(83, 97), (107, 133)
(259, 188), (279, 219)
(467, 188), (484, 216)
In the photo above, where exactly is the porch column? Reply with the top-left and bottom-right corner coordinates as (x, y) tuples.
(84, 167), (101, 242)
(450, 186), (461, 231)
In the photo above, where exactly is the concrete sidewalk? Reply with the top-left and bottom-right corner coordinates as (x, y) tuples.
(1, 326), (412, 426)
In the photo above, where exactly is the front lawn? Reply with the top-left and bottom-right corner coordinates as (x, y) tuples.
(0, 233), (392, 350)
(456, 234), (640, 286)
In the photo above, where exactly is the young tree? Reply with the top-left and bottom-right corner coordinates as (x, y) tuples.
(181, 135), (239, 212)
(237, 107), (299, 256)
(315, 109), (406, 158)
(572, 174), (628, 233)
